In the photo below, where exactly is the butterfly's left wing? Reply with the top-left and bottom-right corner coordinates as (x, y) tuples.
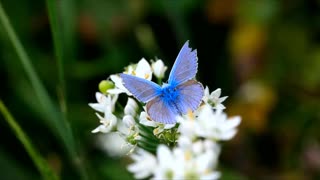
(147, 96), (178, 124)
(175, 80), (204, 114)
(168, 41), (198, 85)
(120, 73), (161, 103)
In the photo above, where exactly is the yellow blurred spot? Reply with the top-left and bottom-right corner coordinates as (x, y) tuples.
(228, 80), (277, 133)
(230, 24), (266, 57)
(144, 73), (150, 79)
(184, 151), (192, 161)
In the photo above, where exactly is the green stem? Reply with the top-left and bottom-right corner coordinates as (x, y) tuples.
(157, 77), (162, 85)
(0, 100), (59, 180)
(46, 0), (67, 115)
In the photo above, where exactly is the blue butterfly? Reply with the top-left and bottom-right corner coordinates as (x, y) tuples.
(120, 41), (204, 124)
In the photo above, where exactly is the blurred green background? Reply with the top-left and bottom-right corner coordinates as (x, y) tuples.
(0, 0), (320, 179)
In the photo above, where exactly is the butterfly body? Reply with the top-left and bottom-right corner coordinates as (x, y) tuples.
(121, 41), (204, 124)
(160, 83), (179, 103)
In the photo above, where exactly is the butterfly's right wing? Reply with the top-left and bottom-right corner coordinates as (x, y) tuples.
(146, 96), (178, 124)
(120, 73), (161, 103)
(175, 80), (204, 114)
(168, 41), (198, 85)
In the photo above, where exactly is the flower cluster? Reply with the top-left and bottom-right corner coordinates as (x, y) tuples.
(89, 58), (241, 179)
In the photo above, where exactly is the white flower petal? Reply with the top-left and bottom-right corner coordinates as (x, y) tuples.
(123, 115), (136, 128)
(219, 129), (238, 140)
(88, 103), (104, 113)
(210, 88), (221, 98)
(96, 133), (131, 157)
(127, 148), (157, 179)
(151, 59), (167, 79)
(157, 145), (173, 166)
(124, 98), (138, 116)
(135, 58), (152, 80)
(109, 74), (131, 95)
(139, 112), (157, 127)
(201, 172), (221, 180)
(164, 124), (176, 129)
(220, 116), (241, 131)
(218, 96), (228, 103)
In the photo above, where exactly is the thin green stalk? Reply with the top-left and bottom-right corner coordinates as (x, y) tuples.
(46, 0), (87, 179)
(46, 1), (88, 179)
(46, 0), (67, 115)
(0, 0), (76, 166)
(0, 100), (59, 180)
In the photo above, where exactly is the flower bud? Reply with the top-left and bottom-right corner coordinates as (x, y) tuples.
(99, 80), (114, 94)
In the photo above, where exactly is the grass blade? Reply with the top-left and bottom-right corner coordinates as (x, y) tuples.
(0, 1), (76, 165)
(0, 100), (59, 180)
(46, 0), (76, 115)
(45, 1), (89, 179)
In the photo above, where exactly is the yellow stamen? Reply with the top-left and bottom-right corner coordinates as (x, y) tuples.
(144, 73), (150, 79)
(187, 109), (194, 120)
(146, 115), (152, 121)
(153, 128), (159, 135)
(184, 151), (192, 161)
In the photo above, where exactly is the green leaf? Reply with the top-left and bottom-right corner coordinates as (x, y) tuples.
(0, 2), (83, 177)
(0, 100), (59, 180)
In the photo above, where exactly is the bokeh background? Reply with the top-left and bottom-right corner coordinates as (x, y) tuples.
(1, 0), (320, 179)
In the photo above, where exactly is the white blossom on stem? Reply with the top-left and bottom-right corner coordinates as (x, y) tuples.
(196, 105), (241, 141)
(151, 59), (167, 79)
(203, 87), (228, 110)
(89, 92), (118, 113)
(91, 109), (117, 133)
(127, 148), (157, 179)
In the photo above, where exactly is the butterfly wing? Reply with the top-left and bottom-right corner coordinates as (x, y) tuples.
(168, 41), (198, 85)
(120, 73), (161, 103)
(146, 96), (178, 124)
(175, 80), (204, 114)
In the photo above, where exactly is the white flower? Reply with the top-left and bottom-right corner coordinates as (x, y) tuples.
(153, 145), (180, 180)
(153, 143), (220, 180)
(176, 140), (220, 180)
(96, 133), (131, 157)
(117, 118), (141, 152)
(128, 148), (157, 179)
(151, 59), (167, 79)
(203, 87), (228, 110)
(177, 135), (193, 149)
(92, 109), (117, 133)
(177, 112), (198, 139)
(130, 58), (153, 80)
(196, 105), (241, 141)
(123, 115), (136, 128)
(89, 92), (118, 113)
(139, 111), (175, 135)
(124, 98), (138, 116)
(193, 150), (220, 180)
